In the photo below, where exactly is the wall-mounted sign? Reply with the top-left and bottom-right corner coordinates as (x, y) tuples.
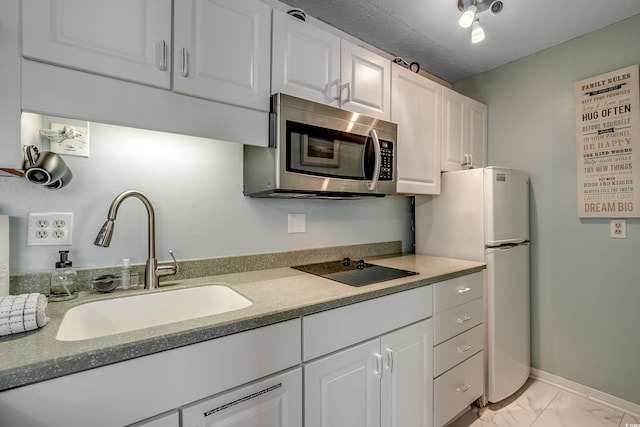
(575, 64), (640, 218)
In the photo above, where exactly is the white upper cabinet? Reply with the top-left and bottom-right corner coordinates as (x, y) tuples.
(22, 0), (172, 89)
(341, 40), (391, 121)
(0, 0), (21, 169)
(271, 12), (390, 120)
(271, 9), (341, 106)
(441, 87), (487, 171)
(173, 0), (271, 111)
(392, 66), (442, 195)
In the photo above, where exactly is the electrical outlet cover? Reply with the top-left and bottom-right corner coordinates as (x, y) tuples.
(27, 212), (73, 245)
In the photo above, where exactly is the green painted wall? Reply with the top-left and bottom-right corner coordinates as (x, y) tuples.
(455, 14), (640, 404)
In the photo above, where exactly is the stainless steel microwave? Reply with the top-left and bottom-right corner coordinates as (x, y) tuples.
(243, 93), (398, 198)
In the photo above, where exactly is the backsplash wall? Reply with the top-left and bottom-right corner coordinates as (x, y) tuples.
(0, 116), (413, 274)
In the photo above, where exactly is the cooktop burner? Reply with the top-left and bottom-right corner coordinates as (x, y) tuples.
(292, 257), (418, 287)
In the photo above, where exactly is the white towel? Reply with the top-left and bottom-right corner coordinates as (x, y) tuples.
(0, 293), (49, 336)
(0, 215), (9, 297)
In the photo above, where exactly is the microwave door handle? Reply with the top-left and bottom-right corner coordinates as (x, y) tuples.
(367, 129), (381, 191)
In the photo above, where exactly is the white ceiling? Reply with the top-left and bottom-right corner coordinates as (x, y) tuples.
(277, 0), (640, 83)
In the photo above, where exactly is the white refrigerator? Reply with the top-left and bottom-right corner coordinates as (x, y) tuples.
(415, 167), (530, 403)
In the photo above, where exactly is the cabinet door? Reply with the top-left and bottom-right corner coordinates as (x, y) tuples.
(174, 0), (271, 112)
(305, 339), (381, 427)
(22, 0), (171, 89)
(182, 368), (302, 427)
(441, 87), (467, 171)
(271, 9), (341, 106)
(128, 411), (179, 427)
(341, 40), (391, 120)
(468, 98), (488, 169)
(0, 0), (20, 168)
(381, 319), (433, 427)
(392, 66), (442, 195)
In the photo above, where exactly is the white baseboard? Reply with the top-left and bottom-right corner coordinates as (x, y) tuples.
(530, 368), (640, 417)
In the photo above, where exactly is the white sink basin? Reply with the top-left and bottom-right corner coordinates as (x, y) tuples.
(56, 285), (252, 341)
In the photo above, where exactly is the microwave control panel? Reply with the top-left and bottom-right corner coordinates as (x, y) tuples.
(380, 140), (394, 180)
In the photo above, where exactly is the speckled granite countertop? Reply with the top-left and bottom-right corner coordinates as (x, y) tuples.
(0, 254), (484, 392)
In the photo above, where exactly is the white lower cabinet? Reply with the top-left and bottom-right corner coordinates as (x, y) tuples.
(0, 320), (301, 427)
(181, 368), (302, 427)
(305, 319), (433, 427)
(128, 411), (180, 427)
(434, 352), (484, 427)
(432, 272), (484, 426)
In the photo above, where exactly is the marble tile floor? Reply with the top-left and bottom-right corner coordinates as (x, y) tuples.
(448, 378), (640, 427)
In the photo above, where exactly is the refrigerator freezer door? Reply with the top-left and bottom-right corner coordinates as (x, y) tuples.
(486, 243), (530, 403)
(484, 168), (530, 246)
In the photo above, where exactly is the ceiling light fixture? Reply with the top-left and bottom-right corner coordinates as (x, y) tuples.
(457, 0), (503, 43)
(471, 19), (485, 43)
(458, 5), (476, 28)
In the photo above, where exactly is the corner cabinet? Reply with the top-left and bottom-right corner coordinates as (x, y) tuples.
(303, 286), (434, 427)
(441, 87), (487, 171)
(392, 65), (442, 195)
(271, 10), (391, 121)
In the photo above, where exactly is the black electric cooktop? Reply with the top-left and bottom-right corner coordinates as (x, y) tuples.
(292, 257), (418, 287)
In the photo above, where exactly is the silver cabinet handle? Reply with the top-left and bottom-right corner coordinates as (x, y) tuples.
(324, 79), (341, 103)
(340, 81), (351, 105)
(457, 287), (471, 295)
(456, 315), (472, 324)
(456, 383), (471, 393)
(457, 344), (472, 353)
(181, 47), (189, 77)
(367, 129), (381, 191)
(385, 348), (393, 372)
(156, 40), (168, 71)
(374, 353), (382, 378)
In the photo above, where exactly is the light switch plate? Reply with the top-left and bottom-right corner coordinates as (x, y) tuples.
(288, 213), (306, 233)
(610, 219), (626, 239)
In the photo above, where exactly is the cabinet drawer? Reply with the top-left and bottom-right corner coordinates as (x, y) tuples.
(434, 351), (484, 427)
(433, 272), (482, 313)
(303, 285), (432, 361)
(182, 368), (302, 427)
(434, 324), (483, 377)
(434, 297), (482, 345)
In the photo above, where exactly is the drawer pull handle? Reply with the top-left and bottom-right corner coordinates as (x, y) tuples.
(457, 287), (471, 295)
(456, 315), (472, 324)
(457, 344), (472, 353)
(456, 383), (471, 393)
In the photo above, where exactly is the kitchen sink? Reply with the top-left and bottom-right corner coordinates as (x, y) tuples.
(55, 285), (252, 341)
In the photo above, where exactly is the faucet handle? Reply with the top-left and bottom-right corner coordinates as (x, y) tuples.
(156, 250), (179, 277)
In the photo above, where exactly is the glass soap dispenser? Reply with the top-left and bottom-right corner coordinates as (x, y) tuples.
(49, 250), (78, 301)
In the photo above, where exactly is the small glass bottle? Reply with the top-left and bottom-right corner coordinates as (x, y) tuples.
(49, 250), (78, 301)
(120, 258), (131, 290)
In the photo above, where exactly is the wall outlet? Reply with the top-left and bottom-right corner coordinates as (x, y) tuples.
(610, 219), (626, 239)
(288, 213), (306, 233)
(27, 212), (73, 245)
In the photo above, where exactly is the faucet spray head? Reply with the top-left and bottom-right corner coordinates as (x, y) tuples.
(94, 219), (114, 247)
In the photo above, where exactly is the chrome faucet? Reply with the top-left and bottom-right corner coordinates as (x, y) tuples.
(94, 190), (178, 289)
